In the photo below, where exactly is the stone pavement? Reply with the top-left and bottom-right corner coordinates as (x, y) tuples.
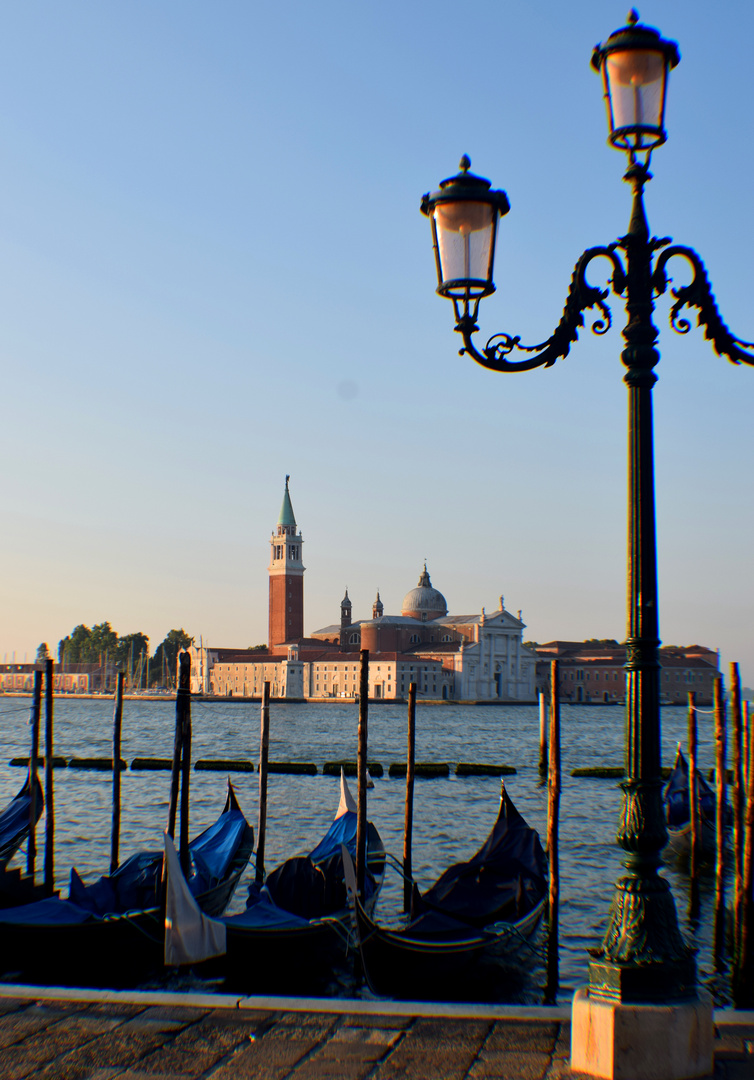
(0, 990), (752, 1080)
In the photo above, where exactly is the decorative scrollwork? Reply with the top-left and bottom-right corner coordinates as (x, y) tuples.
(457, 246), (627, 373)
(652, 245), (754, 366)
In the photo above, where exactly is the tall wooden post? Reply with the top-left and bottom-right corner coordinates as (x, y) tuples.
(713, 677), (727, 964)
(356, 649), (369, 899)
(539, 690), (548, 780)
(168, 652), (191, 853)
(745, 700), (751, 793)
(687, 691), (700, 920)
(256, 682), (271, 886)
(545, 658), (561, 1004)
(43, 657), (55, 896)
(731, 661), (745, 962)
(403, 682), (417, 912)
(736, 694), (754, 1006)
(110, 670), (125, 874)
(27, 668), (43, 881)
(178, 655), (192, 876)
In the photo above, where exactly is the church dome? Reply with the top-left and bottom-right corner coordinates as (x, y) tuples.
(401, 564), (447, 621)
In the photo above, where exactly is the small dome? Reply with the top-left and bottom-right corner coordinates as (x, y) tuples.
(401, 564), (447, 621)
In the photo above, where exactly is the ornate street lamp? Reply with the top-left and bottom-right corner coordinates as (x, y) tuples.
(421, 5), (753, 1054)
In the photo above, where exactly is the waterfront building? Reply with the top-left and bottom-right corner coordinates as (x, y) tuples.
(189, 478), (537, 702)
(0, 663), (92, 694)
(534, 640), (720, 705)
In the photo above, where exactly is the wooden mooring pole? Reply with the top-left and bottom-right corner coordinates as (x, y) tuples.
(178, 654), (192, 877)
(356, 649), (369, 900)
(545, 658), (561, 1004)
(26, 668), (42, 882)
(736, 693), (754, 1006)
(167, 658), (184, 840)
(110, 670), (125, 874)
(43, 657), (55, 896)
(256, 681), (271, 887)
(26, 665), (42, 885)
(745, 699), (751, 793)
(731, 661), (745, 962)
(403, 682), (417, 912)
(538, 690), (548, 781)
(713, 676), (728, 964)
(688, 690), (700, 921)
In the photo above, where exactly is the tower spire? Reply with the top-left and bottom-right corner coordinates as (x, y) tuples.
(268, 477), (305, 647)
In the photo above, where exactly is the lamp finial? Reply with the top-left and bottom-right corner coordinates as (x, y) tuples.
(459, 154), (471, 172)
(627, 9), (639, 25)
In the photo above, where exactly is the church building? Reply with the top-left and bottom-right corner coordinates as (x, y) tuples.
(189, 479), (537, 703)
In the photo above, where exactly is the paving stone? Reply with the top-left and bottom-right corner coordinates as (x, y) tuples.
(99, 1072), (189, 1080)
(120, 1010), (204, 1034)
(29, 1029), (171, 1079)
(371, 1046), (481, 1079)
(468, 1049), (551, 1079)
(328, 1025), (403, 1047)
(552, 1023), (570, 1059)
(403, 1018), (491, 1045)
(209, 1035), (319, 1079)
(338, 1014), (413, 1029)
(126, 1046), (218, 1075)
(485, 1021), (558, 1053)
(287, 1059), (374, 1080)
(0, 998), (31, 1016)
(83, 1004), (146, 1020)
(0, 1010), (64, 1049)
(165, 1018), (256, 1062)
(317, 1039), (393, 1062)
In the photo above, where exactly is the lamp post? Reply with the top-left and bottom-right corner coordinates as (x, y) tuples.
(421, 9), (753, 1076)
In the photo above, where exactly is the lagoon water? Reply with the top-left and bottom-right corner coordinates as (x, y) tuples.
(0, 696), (730, 1004)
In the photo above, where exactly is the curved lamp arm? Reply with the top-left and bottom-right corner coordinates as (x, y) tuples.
(652, 245), (754, 366)
(456, 246), (627, 373)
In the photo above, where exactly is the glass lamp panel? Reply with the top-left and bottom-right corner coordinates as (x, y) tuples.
(433, 201), (495, 294)
(606, 49), (666, 144)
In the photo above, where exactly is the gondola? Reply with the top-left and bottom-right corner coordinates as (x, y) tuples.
(0, 773), (44, 870)
(0, 780), (253, 986)
(345, 782), (547, 999)
(663, 744), (719, 859)
(217, 771), (385, 992)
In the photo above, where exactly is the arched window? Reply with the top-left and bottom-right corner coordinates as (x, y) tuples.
(410, 634), (420, 644)
(349, 633), (360, 645)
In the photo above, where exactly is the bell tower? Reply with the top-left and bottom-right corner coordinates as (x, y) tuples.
(268, 476), (305, 647)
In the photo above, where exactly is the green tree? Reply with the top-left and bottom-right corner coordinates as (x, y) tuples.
(89, 622), (118, 660)
(116, 632), (150, 686)
(58, 624), (93, 664)
(153, 629), (194, 687)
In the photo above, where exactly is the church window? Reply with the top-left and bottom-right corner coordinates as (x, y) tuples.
(409, 635), (419, 644)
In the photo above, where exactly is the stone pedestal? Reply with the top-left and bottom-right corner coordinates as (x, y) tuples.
(571, 986), (714, 1080)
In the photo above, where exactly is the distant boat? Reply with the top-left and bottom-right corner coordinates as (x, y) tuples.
(663, 744), (720, 859)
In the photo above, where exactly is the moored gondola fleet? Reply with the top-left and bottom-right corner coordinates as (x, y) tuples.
(0, 654), (742, 1001)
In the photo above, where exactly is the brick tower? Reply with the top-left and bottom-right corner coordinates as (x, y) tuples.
(268, 476), (305, 648)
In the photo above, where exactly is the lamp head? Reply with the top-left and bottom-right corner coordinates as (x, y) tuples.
(592, 10), (680, 157)
(421, 156), (509, 303)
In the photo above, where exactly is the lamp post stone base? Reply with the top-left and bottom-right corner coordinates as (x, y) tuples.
(571, 986), (713, 1080)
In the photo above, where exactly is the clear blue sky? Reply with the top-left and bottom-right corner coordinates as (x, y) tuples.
(1, 2), (752, 686)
